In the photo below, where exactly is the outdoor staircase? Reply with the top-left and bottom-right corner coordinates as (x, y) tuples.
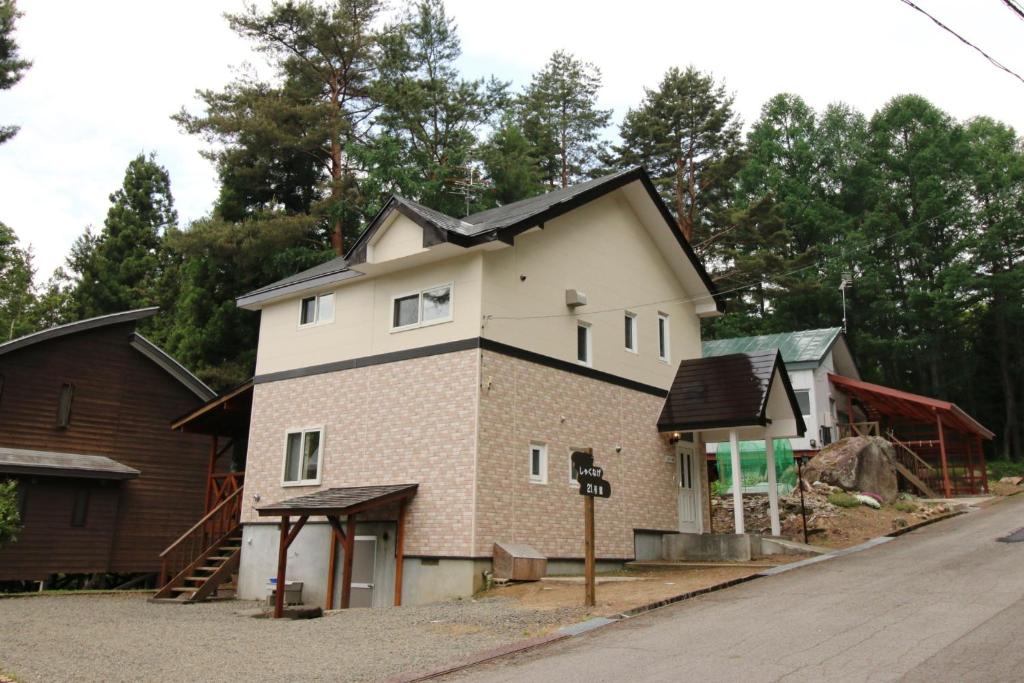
(888, 434), (940, 498)
(152, 487), (243, 603)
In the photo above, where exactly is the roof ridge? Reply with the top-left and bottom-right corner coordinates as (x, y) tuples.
(0, 307), (159, 357)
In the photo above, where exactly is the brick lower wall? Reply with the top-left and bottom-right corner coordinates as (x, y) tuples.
(474, 350), (679, 558)
(242, 350), (480, 557)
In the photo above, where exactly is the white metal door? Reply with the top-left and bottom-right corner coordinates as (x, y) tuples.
(677, 443), (700, 533)
(350, 536), (376, 608)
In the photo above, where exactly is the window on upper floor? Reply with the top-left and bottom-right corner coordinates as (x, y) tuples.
(299, 292), (334, 327)
(56, 383), (74, 428)
(576, 322), (591, 366)
(282, 428), (323, 486)
(529, 443), (547, 484)
(794, 389), (812, 417)
(658, 313), (670, 362)
(392, 283), (453, 330)
(624, 312), (638, 353)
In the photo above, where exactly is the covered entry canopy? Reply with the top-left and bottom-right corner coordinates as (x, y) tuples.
(659, 350), (805, 536)
(829, 374), (993, 496)
(257, 484), (418, 617)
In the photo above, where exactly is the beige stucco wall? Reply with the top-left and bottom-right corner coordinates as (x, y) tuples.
(480, 192), (702, 391)
(242, 349), (480, 557)
(474, 350), (679, 559)
(368, 214), (427, 264)
(254, 252), (483, 376)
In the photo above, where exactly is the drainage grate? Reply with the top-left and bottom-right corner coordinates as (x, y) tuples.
(997, 528), (1024, 543)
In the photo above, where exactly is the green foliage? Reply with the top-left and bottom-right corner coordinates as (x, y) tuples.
(0, 221), (36, 340)
(67, 154), (176, 319)
(617, 66), (742, 243)
(988, 460), (1024, 481)
(519, 50), (611, 189)
(478, 117), (544, 205)
(0, 479), (21, 548)
(828, 491), (860, 508)
(0, 0), (31, 144)
(892, 501), (918, 513)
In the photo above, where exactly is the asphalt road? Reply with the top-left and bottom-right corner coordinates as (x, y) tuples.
(450, 495), (1024, 682)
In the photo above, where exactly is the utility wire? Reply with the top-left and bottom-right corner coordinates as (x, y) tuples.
(1003, 0), (1024, 23)
(486, 205), (961, 322)
(898, 0), (1024, 86)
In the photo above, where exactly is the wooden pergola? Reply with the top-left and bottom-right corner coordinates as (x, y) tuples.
(256, 484), (418, 618)
(829, 374), (994, 497)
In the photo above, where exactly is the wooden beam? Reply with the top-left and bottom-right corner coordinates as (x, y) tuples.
(205, 435), (218, 512)
(340, 515), (356, 609)
(936, 412), (952, 498)
(394, 500), (407, 606)
(325, 516), (339, 611)
(327, 516), (347, 544)
(284, 515), (309, 549)
(273, 515), (290, 619)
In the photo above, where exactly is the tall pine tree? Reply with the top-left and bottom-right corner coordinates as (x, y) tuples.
(0, 0), (30, 144)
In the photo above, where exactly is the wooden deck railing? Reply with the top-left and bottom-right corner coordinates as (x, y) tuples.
(837, 421), (880, 439)
(207, 471), (244, 512)
(888, 433), (940, 494)
(159, 487), (243, 587)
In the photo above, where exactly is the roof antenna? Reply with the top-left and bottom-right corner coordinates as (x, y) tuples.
(838, 271), (853, 333)
(448, 166), (487, 216)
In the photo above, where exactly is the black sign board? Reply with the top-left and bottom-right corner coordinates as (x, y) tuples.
(572, 451), (611, 499)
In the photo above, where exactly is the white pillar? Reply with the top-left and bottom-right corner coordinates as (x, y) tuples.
(729, 429), (744, 534)
(765, 436), (781, 537)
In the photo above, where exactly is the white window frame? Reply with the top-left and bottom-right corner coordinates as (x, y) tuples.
(298, 292), (335, 328)
(281, 426), (325, 487)
(794, 389), (813, 417)
(624, 311), (638, 353)
(529, 442), (548, 484)
(390, 282), (454, 332)
(568, 447), (586, 486)
(576, 321), (592, 367)
(657, 312), (671, 363)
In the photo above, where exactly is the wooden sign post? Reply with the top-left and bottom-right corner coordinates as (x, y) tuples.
(572, 450), (611, 608)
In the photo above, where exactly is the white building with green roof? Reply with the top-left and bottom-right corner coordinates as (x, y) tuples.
(703, 327), (860, 453)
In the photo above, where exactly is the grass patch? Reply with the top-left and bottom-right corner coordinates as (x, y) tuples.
(828, 492), (861, 508)
(988, 459), (1024, 481)
(892, 501), (918, 513)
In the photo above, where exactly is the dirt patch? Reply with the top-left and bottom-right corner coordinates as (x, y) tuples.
(988, 481), (1023, 497)
(479, 563), (791, 617)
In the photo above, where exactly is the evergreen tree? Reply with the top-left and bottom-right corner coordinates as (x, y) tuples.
(479, 116), (544, 205)
(0, 0), (30, 144)
(0, 222), (36, 340)
(617, 66), (742, 243)
(68, 154), (176, 318)
(520, 50), (611, 189)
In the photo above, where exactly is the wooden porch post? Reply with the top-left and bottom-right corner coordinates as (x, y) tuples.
(936, 413), (952, 498)
(205, 436), (218, 512)
(978, 435), (989, 493)
(340, 515), (356, 609)
(729, 429), (744, 534)
(765, 436), (781, 537)
(325, 516), (339, 611)
(394, 500), (407, 606)
(273, 515), (290, 619)
(964, 432), (975, 492)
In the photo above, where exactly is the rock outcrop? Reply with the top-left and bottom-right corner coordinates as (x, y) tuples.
(802, 436), (899, 503)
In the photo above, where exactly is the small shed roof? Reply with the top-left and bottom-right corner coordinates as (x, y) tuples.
(0, 446), (140, 480)
(828, 374), (994, 439)
(703, 328), (844, 367)
(171, 380), (253, 437)
(658, 350), (806, 436)
(257, 484), (418, 517)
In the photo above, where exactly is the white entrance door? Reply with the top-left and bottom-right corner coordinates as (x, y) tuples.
(677, 442), (701, 533)
(350, 536), (377, 608)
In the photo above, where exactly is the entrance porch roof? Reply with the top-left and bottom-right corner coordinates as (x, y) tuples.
(256, 483), (418, 518)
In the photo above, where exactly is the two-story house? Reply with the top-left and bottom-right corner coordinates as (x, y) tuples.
(234, 167), (804, 609)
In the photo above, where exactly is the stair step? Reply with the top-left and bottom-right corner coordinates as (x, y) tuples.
(170, 587), (196, 593)
(198, 566), (222, 571)
(185, 576), (209, 583)
(209, 555), (233, 561)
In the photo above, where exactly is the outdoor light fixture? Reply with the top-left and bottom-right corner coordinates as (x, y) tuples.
(669, 432), (682, 444)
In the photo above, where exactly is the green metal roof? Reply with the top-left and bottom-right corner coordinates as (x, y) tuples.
(702, 327), (843, 367)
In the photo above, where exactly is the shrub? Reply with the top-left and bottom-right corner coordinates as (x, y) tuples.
(893, 501), (918, 513)
(0, 479), (22, 548)
(828, 491), (860, 508)
(988, 460), (1024, 481)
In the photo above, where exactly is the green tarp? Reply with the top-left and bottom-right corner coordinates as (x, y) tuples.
(715, 439), (797, 494)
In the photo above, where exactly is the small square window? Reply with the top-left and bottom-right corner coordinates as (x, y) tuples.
(624, 312), (637, 352)
(393, 294), (420, 328)
(569, 448), (589, 484)
(283, 428), (324, 485)
(71, 488), (89, 527)
(795, 389), (812, 417)
(300, 293), (334, 326)
(391, 283), (453, 330)
(529, 443), (547, 484)
(576, 323), (591, 366)
(421, 284), (451, 323)
(300, 297), (317, 325)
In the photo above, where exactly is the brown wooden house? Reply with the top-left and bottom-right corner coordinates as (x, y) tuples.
(0, 307), (216, 584)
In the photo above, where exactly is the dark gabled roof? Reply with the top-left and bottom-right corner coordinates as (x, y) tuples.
(238, 167), (724, 312)
(0, 446), (140, 480)
(703, 328), (844, 368)
(657, 350), (806, 434)
(0, 307), (215, 401)
(256, 483), (418, 517)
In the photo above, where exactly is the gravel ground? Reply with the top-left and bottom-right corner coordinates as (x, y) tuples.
(0, 593), (587, 682)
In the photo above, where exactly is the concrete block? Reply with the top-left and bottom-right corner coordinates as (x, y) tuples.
(662, 532), (754, 562)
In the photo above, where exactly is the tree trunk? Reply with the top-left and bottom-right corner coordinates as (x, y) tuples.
(675, 156), (691, 241)
(329, 77), (345, 256)
(995, 297), (1020, 459)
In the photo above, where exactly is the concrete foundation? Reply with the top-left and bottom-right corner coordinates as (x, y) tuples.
(663, 532), (757, 562)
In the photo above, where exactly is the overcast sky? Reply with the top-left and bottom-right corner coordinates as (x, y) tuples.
(2, 0), (1022, 283)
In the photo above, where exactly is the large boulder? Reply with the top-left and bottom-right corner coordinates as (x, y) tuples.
(803, 436), (899, 503)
